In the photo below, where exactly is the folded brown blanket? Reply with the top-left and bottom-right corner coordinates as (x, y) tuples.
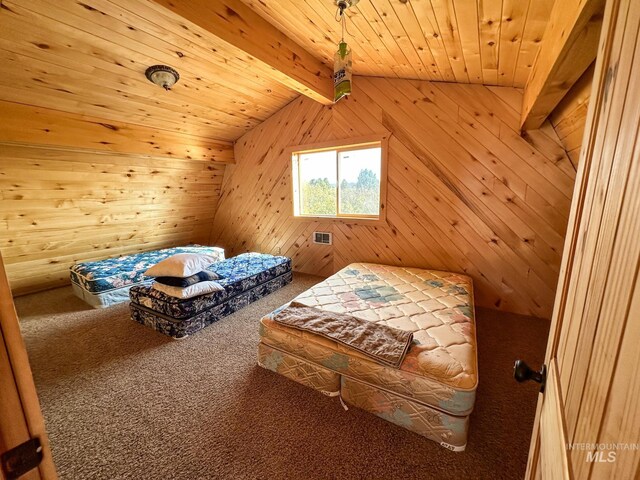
(273, 302), (414, 369)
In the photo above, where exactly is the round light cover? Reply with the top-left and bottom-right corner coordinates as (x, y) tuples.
(145, 65), (180, 90)
(335, 0), (359, 8)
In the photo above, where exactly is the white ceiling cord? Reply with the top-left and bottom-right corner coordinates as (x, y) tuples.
(333, 0), (357, 102)
(334, 0), (357, 41)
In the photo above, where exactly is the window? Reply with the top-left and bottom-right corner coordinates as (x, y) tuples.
(292, 141), (384, 220)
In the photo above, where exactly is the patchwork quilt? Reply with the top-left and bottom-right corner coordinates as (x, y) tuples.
(70, 245), (225, 294)
(259, 263), (478, 450)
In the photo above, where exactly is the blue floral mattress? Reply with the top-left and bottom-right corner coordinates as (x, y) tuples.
(129, 253), (292, 320)
(131, 271), (293, 339)
(70, 245), (225, 294)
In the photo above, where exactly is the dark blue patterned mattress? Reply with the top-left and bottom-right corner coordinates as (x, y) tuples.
(70, 245), (225, 294)
(129, 253), (292, 320)
(131, 271), (293, 338)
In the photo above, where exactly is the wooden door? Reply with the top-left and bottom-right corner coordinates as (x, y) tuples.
(526, 0), (640, 478)
(0, 253), (56, 479)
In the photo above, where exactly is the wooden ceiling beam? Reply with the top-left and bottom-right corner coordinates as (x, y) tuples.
(520, 0), (605, 130)
(150, 0), (334, 105)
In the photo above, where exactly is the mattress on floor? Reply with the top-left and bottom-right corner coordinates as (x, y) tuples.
(131, 269), (293, 339)
(129, 253), (292, 320)
(70, 245), (225, 294)
(71, 282), (137, 308)
(259, 263), (478, 417)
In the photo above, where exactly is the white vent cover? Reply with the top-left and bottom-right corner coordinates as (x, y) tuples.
(313, 231), (332, 245)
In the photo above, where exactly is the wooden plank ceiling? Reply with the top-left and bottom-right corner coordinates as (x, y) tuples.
(0, 0), (560, 147)
(240, 0), (555, 88)
(150, 0), (335, 104)
(0, 0), (299, 144)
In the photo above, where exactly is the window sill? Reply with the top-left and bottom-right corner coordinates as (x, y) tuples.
(291, 215), (386, 226)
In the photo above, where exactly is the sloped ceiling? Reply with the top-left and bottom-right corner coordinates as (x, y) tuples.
(0, 0), (556, 146)
(0, 0), (298, 143)
(241, 0), (555, 87)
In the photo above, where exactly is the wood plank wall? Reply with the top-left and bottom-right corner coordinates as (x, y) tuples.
(550, 64), (595, 169)
(210, 77), (577, 318)
(537, 0), (640, 474)
(0, 105), (228, 295)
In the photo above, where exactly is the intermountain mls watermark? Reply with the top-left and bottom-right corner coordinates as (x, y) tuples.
(567, 443), (640, 463)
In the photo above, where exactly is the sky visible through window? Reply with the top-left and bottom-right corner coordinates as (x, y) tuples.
(299, 148), (381, 184)
(299, 150), (336, 183)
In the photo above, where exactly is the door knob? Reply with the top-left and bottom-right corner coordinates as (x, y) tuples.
(513, 360), (547, 393)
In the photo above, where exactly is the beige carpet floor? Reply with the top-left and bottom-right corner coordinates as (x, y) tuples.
(16, 273), (549, 480)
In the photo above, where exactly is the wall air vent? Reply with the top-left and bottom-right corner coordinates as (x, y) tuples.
(313, 231), (332, 245)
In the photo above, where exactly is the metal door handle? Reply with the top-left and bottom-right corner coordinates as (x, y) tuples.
(513, 360), (547, 393)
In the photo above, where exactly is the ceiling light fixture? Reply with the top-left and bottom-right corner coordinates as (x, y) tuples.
(333, 0), (357, 103)
(145, 65), (180, 91)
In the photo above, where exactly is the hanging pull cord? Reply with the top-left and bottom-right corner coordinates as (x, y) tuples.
(334, 3), (352, 41)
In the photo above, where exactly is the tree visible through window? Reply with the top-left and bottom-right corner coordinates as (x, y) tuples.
(292, 143), (382, 219)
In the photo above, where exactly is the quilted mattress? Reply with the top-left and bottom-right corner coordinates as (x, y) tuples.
(258, 262), (477, 450)
(130, 253), (292, 338)
(258, 343), (470, 449)
(70, 245), (225, 294)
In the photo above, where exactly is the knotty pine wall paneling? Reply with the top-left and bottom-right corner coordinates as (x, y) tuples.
(549, 64), (595, 170)
(0, 143), (226, 295)
(211, 77), (577, 318)
(0, 99), (231, 295)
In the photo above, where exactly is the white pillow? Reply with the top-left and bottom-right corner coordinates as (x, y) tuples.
(144, 254), (219, 278)
(152, 281), (224, 299)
